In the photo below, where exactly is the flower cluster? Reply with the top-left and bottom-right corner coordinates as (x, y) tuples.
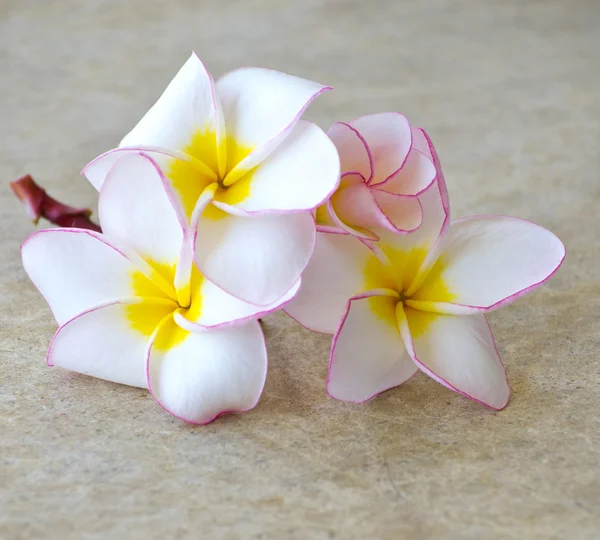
(20, 53), (565, 424)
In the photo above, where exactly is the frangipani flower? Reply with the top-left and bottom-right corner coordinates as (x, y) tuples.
(316, 113), (436, 240)
(83, 53), (340, 306)
(22, 154), (297, 424)
(286, 136), (565, 408)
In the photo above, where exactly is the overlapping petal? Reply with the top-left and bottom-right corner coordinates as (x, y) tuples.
(374, 178), (450, 294)
(327, 122), (372, 181)
(47, 300), (174, 388)
(328, 292), (417, 403)
(21, 229), (172, 325)
(215, 67), (329, 184)
(408, 216), (566, 313)
(381, 136), (436, 196)
(175, 269), (300, 330)
(98, 153), (184, 272)
(349, 113), (412, 186)
(398, 306), (510, 410)
(328, 177), (422, 239)
(284, 232), (394, 334)
(121, 53), (224, 174)
(147, 316), (267, 424)
(194, 209), (315, 306)
(212, 120), (340, 214)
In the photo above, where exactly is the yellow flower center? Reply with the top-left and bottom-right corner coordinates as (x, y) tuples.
(125, 258), (208, 351)
(363, 245), (456, 337)
(166, 129), (255, 220)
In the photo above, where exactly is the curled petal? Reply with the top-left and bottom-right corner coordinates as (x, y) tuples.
(147, 317), (267, 424)
(98, 153), (184, 274)
(327, 121), (372, 181)
(194, 210), (315, 306)
(398, 306), (510, 410)
(213, 120), (340, 214)
(349, 113), (412, 186)
(380, 145), (436, 196)
(21, 229), (171, 325)
(284, 232), (393, 334)
(375, 178), (450, 293)
(175, 270), (300, 330)
(48, 300), (174, 388)
(408, 216), (566, 312)
(216, 67), (329, 184)
(371, 190), (422, 233)
(327, 292), (417, 403)
(329, 180), (422, 239)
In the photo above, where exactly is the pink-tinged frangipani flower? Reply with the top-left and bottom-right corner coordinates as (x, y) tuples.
(22, 153), (297, 424)
(285, 139), (565, 408)
(315, 113), (436, 240)
(82, 53), (340, 307)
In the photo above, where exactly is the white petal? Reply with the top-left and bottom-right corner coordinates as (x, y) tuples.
(216, 67), (329, 184)
(82, 147), (203, 192)
(147, 317), (267, 424)
(409, 216), (565, 311)
(48, 300), (175, 388)
(399, 306), (510, 409)
(120, 53), (223, 172)
(327, 292), (417, 403)
(327, 121), (372, 181)
(370, 190), (422, 234)
(175, 269), (300, 329)
(380, 145), (436, 196)
(284, 232), (394, 334)
(349, 113), (412, 186)
(213, 121), (340, 214)
(21, 229), (171, 326)
(98, 153), (184, 272)
(194, 209), (315, 306)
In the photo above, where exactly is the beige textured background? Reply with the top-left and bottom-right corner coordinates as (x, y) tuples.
(1, 0), (599, 538)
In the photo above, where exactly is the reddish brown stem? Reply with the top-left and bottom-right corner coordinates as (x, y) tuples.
(10, 174), (101, 232)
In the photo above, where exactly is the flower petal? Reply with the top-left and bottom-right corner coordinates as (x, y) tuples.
(408, 216), (566, 312)
(48, 300), (175, 388)
(375, 177), (450, 293)
(147, 317), (267, 424)
(83, 147), (216, 226)
(120, 53), (224, 175)
(371, 190), (423, 233)
(327, 121), (372, 181)
(329, 180), (387, 240)
(21, 229), (172, 325)
(212, 120), (340, 214)
(284, 232), (394, 334)
(175, 269), (300, 329)
(216, 67), (329, 184)
(194, 209), (315, 306)
(380, 145), (436, 196)
(83, 147), (201, 192)
(349, 113), (412, 186)
(329, 180), (422, 239)
(327, 292), (417, 403)
(98, 153), (184, 274)
(398, 306), (510, 410)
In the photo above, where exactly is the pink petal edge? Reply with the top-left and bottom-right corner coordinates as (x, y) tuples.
(144, 318), (268, 425)
(325, 289), (415, 405)
(400, 315), (510, 411)
(191, 212), (317, 307)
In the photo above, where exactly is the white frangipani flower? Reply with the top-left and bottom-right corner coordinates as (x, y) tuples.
(22, 154), (298, 424)
(83, 53), (340, 306)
